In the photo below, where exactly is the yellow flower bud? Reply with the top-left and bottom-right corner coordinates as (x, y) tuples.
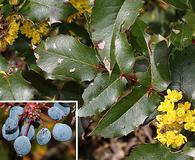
(9, 0), (19, 5)
(165, 89), (183, 102)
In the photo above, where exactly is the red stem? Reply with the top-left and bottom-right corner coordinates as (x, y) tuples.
(24, 119), (32, 136)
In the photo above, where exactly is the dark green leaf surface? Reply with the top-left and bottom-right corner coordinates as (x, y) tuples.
(135, 58), (151, 87)
(20, 0), (75, 21)
(135, 41), (170, 90)
(170, 45), (195, 103)
(163, 0), (189, 10)
(93, 86), (160, 138)
(0, 72), (35, 100)
(115, 32), (135, 73)
(36, 35), (100, 82)
(91, 0), (142, 69)
(130, 19), (148, 55)
(78, 73), (127, 117)
(136, 68), (151, 87)
(127, 144), (192, 160)
(170, 24), (193, 50)
(23, 70), (59, 98)
(0, 55), (8, 71)
(59, 81), (84, 100)
(149, 41), (171, 91)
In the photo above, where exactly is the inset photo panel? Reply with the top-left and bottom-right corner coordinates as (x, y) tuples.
(0, 101), (78, 160)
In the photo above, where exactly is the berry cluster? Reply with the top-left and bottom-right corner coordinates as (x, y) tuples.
(2, 102), (73, 156)
(156, 89), (193, 148)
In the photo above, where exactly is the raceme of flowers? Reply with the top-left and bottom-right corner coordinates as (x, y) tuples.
(20, 20), (49, 45)
(0, 14), (49, 51)
(0, 14), (21, 51)
(156, 89), (194, 148)
(0, 0), (92, 51)
(67, 0), (92, 23)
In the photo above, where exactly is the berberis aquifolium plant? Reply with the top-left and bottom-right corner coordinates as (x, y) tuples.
(0, 0), (195, 159)
(1, 103), (72, 156)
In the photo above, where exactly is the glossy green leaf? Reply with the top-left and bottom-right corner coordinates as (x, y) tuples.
(59, 81), (84, 100)
(0, 55), (8, 71)
(36, 35), (100, 82)
(0, 72), (35, 100)
(183, 11), (195, 31)
(170, 45), (195, 103)
(130, 19), (148, 56)
(135, 41), (170, 91)
(134, 57), (151, 87)
(127, 144), (192, 160)
(190, 0), (195, 12)
(19, 0), (76, 22)
(149, 41), (171, 91)
(23, 70), (59, 98)
(78, 73), (127, 117)
(170, 24), (193, 50)
(136, 67), (151, 87)
(93, 86), (160, 138)
(10, 37), (38, 71)
(115, 32), (135, 73)
(163, 0), (189, 10)
(91, 0), (142, 70)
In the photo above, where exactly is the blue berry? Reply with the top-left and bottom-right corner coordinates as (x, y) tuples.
(4, 117), (18, 134)
(2, 124), (19, 141)
(36, 128), (51, 145)
(52, 123), (72, 142)
(14, 136), (31, 156)
(9, 106), (23, 119)
(48, 107), (64, 120)
(21, 124), (35, 140)
(55, 103), (70, 116)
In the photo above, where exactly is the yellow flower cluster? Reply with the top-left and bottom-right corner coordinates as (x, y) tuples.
(20, 20), (49, 45)
(67, 0), (92, 23)
(0, 14), (49, 51)
(9, 0), (20, 5)
(156, 89), (194, 148)
(0, 14), (21, 51)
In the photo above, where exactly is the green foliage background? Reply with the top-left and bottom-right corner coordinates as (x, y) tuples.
(0, 0), (195, 159)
